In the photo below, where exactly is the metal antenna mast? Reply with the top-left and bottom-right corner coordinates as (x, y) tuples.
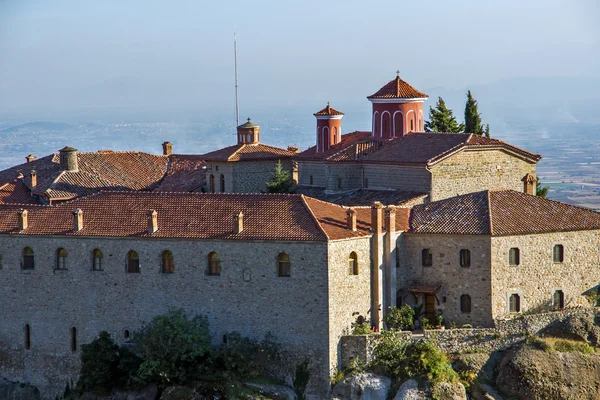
(234, 32), (240, 127)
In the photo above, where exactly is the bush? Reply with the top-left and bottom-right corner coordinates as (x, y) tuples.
(135, 308), (211, 386)
(352, 315), (371, 335)
(294, 359), (310, 400)
(530, 336), (595, 354)
(370, 330), (409, 378)
(215, 332), (280, 379)
(384, 305), (414, 330)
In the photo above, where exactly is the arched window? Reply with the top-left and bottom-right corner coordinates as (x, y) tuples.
(459, 249), (471, 268)
(421, 248), (432, 267)
(509, 248), (520, 266)
(246, 133), (251, 142)
(56, 248), (68, 270)
(92, 249), (103, 271)
(509, 293), (521, 313)
(127, 250), (140, 273)
(382, 112), (390, 136)
(553, 244), (564, 263)
(208, 252), (221, 276)
(278, 253), (290, 277)
(70, 327), (77, 352)
(553, 290), (564, 310)
(348, 252), (359, 275)
(333, 126), (338, 143)
(24, 324), (31, 350)
(322, 127), (329, 151)
(220, 174), (225, 193)
(124, 330), (130, 339)
(162, 250), (174, 273)
(394, 112), (403, 137)
(209, 174), (215, 193)
(460, 294), (472, 313)
(23, 247), (34, 270)
(373, 112), (380, 136)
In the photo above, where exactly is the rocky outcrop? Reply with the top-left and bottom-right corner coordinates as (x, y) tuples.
(331, 372), (391, 400)
(392, 379), (425, 400)
(80, 384), (158, 400)
(431, 382), (466, 400)
(243, 382), (296, 400)
(0, 377), (40, 400)
(496, 343), (600, 399)
(471, 383), (503, 400)
(540, 313), (600, 345)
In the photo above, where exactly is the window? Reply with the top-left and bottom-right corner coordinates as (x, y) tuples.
(220, 174), (225, 193)
(92, 249), (103, 271)
(124, 330), (130, 339)
(395, 245), (400, 268)
(509, 248), (520, 266)
(161, 250), (174, 273)
(364, 178), (369, 188)
(509, 293), (521, 313)
(56, 248), (67, 270)
(460, 294), (472, 313)
(553, 290), (565, 310)
(553, 244), (564, 263)
(410, 120), (414, 131)
(337, 177), (342, 189)
(348, 252), (358, 275)
(70, 327), (77, 352)
(215, 165), (219, 172)
(459, 249), (471, 268)
(208, 252), (221, 276)
(127, 250), (140, 273)
(421, 249), (432, 267)
(278, 253), (290, 277)
(209, 174), (215, 193)
(23, 247), (34, 270)
(24, 324), (31, 350)
(396, 290), (403, 307)
(0, 254), (3, 269)
(309, 175), (313, 185)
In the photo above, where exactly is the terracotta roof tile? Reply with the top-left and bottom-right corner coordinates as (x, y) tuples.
(202, 143), (297, 162)
(314, 104), (344, 116)
(0, 180), (36, 204)
(367, 75), (428, 99)
(294, 186), (427, 207)
(296, 131), (373, 161)
(155, 155), (206, 192)
(409, 190), (600, 236)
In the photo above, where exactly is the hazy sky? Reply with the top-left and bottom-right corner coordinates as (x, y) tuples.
(0, 0), (598, 111)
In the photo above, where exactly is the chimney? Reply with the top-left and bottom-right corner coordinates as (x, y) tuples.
(26, 154), (36, 163)
(234, 211), (244, 234)
(30, 170), (37, 188)
(522, 173), (536, 195)
(59, 146), (78, 172)
(73, 209), (83, 232)
(18, 209), (28, 231)
(346, 208), (357, 231)
(148, 210), (158, 233)
(385, 206), (396, 234)
(162, 142), (173, 156)
(371, 202), (384, 234)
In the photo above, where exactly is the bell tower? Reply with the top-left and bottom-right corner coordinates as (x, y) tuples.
(313, 103), (344, 153)
(237, 118), (260, 145)
(367, 71), (428, 139)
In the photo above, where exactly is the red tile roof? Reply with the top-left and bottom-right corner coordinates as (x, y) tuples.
(409, 190), (600, 236)
(155, 155), (206, 192)
(314, 104), (344, 116)
(0, 191), (398, 241)
(367, 75), (428, 100)
(294, 186), (427, 207)
(0, 180), (37, 204)
(296, 131), (374, 161)
(202, 143), (297, 162)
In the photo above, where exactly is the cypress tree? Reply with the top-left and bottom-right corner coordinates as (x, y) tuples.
(424, 97), (464, 133)
(464, 90), (485, 135)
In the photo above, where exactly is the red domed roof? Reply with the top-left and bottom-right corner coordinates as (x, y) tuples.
(368, 75), (428, 100)
(314, 104), (344, 116)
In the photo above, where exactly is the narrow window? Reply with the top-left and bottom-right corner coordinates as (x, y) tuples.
(410, 119), (414, 131)
(459, 249), (471, 268)
(395, 245), (400, 268)
(161, 250), (174, 273)
(124, 330), (130, 339)
(364, 178), (369, 188)
(553, 290), (564, 310)
(553, 244), (564, 263)
(396, 290), (403, 307)
(24, 324), (31, 350)
(208, 252), (221, 276)
(509, 293), (521, 313)
(460, 294), (472, 313)
(220, 174), (225, 193)
(422, 249), (432, 267)
(0, 254), (3, 269)
(509, 248), (520, 266)
(348, 252), (358, 275)
(383, 118), (388, 136)
(70, 327), (77, 352)
(209, 174), (215, 193)
(55, 248), (67, 270)
(215, 165), (219, 172)
(223, 334), (228, 344)
(278, 253), (290, 277)
(127, 250), (140, 273)
(309, 175), (313, 185)
(23, 247), (34, 270)
(92, 249), (103, 271)
(337, 177), (342, 189)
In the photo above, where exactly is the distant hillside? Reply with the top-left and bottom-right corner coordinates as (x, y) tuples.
(1, 121), (76, 133)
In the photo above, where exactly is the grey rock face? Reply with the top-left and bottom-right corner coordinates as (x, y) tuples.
(331, 372), (391, 400)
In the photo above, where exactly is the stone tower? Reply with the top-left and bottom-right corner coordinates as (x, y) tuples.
(313, 103), (344, 153)
(237, 118), (260, 145)
(367, 72), (429, 139)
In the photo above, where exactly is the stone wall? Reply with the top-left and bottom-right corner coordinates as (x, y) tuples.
(205, 162), (234, 193)
(233, 159), (293, 193)
(429, 149), (536, 201)
(298, 162), (327, 188)
(325, 164), (363, 191)
(362, 164), (431, 193)
(0, 235), (332, 398)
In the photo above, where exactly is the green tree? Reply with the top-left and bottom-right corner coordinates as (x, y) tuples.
(536, 178), (549, 198)
(77, 331), (120, 394)
(265, 160), (294, 193)
(425, 97), (464, 133)
(464, 90), (489, 136)
(384, 305), (414, 331)
(135, 308), (211, 386)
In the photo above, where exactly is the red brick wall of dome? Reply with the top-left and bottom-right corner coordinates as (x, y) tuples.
(316, 118), (342, 152)
(371, 101), (425, 139)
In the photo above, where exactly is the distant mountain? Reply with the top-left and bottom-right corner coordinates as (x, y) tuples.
(1, 121), (76, 133)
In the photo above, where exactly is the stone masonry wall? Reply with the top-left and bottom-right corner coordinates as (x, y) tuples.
(325, 163), (363, 191)
(298, 162), (327, 188)
(362, 165), (431, 193)
(233, 159), (293, 193)
(205, 162), (234, 193)
(491, 230), (600, 319)
(398, 234), (494, 328)
(429, 149), (536, 201)
(0, 235), (331, 398)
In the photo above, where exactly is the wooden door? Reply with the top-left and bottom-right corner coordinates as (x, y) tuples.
(425, 295), (436, 320)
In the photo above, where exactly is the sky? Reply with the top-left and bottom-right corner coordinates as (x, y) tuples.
(0, 0), (599, 113)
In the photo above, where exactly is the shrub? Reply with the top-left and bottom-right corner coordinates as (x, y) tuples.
(370, 330), (409, 378)
(530, 337), (595, 354)
(293, 359), (310, 400)
(422, 317), (432, 330)
(384, 305), (415, 330)
(215, 332), (280, 379)
(352, 315), (372, 335)
(135, 308), (211, 386)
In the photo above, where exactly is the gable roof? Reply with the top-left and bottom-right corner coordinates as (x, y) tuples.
(367, 75), (428, 100)
(409, 190), (600, 236)
(0, 192), (402, 241)
(202, 143), (297, 162)
(296, 131), (375, 161)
